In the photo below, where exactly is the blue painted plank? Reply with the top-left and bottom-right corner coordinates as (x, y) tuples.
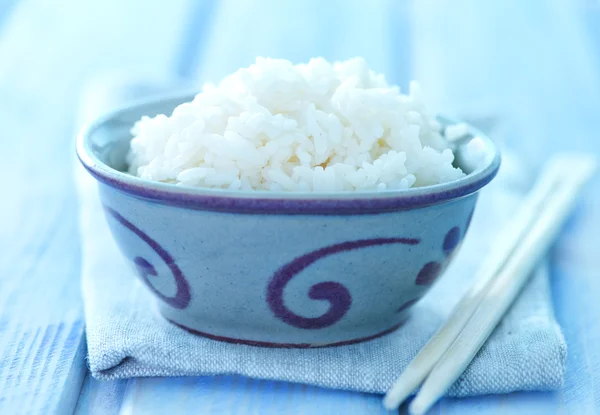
(195, 0), (403, 83)
(175, 0), (218, 79)
(0, 0), (192, 413)
(74, 375), (128, 415)
(411, 0), (600, 160)
(85, 376), (393, 415)
(0, 0), (19, 34)
(551, 191), (600, 414)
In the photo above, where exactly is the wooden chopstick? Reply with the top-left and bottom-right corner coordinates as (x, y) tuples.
(408, 155), (595, 414)
(383, 156), (566, 410)
(383, 154), (596, 414)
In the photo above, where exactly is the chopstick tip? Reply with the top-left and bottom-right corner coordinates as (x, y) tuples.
(383, 376), (422, 411)
(408, 396), (432, 415)
(382, 391), (402, 411)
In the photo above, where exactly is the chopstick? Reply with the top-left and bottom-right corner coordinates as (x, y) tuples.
(383, 157), (563, 410)
(383, 154), (596, 414)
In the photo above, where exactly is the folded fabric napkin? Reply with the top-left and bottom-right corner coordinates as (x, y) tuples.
(76, 78), (566, 397)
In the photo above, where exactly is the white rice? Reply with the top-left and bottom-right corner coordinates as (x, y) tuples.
(127, 57), (465, 192)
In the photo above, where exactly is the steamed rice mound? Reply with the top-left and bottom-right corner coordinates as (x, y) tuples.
(127, 57), (465, 192)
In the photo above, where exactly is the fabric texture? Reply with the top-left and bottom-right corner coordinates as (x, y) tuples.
(76, 78), (566, 397)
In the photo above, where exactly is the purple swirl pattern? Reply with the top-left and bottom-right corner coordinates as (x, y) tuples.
(415, 261), (443, 286)
(442, 226), (461, 255)
(415, 225), (464, 286)
(267, 237), (420, 329)
(105, 207), (191, 309)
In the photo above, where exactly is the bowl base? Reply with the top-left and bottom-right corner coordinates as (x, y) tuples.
(164, 317), (407, 349)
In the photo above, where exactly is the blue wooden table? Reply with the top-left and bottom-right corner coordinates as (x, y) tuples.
(0, 1), (599, 414)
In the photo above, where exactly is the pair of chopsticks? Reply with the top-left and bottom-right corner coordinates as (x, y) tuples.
(383, 154), (596, 414)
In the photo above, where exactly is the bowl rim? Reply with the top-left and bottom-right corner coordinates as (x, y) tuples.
(76, 92), (501, 215)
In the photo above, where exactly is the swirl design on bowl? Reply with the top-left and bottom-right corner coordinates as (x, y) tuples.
(416, 226), (463, 286)
(442, 226), (461, 255)
(415, 261), (443, 286)
(105, 207), (191, 309)
(267, 237), (420, 329)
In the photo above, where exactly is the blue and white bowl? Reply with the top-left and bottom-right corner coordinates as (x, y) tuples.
(77, 94), (500, 347)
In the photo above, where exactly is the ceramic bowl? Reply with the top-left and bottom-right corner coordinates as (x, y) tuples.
(77, 93), (501, 347)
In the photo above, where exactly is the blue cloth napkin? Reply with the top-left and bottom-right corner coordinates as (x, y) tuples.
(76, 77), (566, 397)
